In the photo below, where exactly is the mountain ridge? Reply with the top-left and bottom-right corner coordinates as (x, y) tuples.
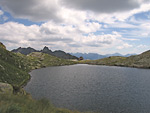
(71, 52), (136, 60)
(12, 46), (78, 60)
(81, 50), (150, 68)
(0, 43), (77, 88)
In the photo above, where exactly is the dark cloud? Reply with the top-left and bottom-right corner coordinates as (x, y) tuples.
(40, 27), (58, 35)
(0, 39), (17, 44)
(0, 0), (61, 22)
(0, 0), (149, 22)
(61, 0), (149, 13)
(68, 43), (82, 47)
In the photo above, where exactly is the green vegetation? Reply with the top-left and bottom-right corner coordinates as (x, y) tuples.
(80, 50), (150, 68)
(0, 47), (31, 87)
(0, 94), (82, 113)
(28, 52), (77, 67)
(0, 42), (6, 49)
(0, 45), (77, 88)
(0, 41), (150, 113)
(80, 56), (127, 66)
(0, 42), (81, 113)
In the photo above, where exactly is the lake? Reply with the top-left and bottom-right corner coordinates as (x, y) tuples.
(24, 64), (150, 113)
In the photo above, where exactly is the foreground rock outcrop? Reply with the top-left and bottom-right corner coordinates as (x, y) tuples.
(0, 82), (13, 94)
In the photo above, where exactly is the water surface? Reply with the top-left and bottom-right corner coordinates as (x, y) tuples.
(24, 64), (150, 113)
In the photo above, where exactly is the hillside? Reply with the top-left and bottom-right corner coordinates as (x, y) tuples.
(0, 93), (81, 113)
(0, 43), (76, 88)
(81, 50), (150, 68)
(12, 46), (78, 60)
(0, 42), (81, 113)
(0, 46), (31, 87)
(71, 52), (136, 60)
(28, 52), (76, 67)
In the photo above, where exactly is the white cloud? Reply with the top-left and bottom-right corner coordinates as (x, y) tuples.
(0, 0), (149, 54)
(137, 44), (148, 48)
(117, 43), (133, 49)
(0, 21), (133, 54)
(121, 38), (139, 41)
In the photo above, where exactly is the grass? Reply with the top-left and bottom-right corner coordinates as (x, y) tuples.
(1, 42), (149, 113)
(0, 47), (77, 88)
(0, 44), (82, 113)
(28, 52), (77, 67)
(80, 51), (150, 69)
(80, 56), (127, 66)
(0, 94), (82, 113)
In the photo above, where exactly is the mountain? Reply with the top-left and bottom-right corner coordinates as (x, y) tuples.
(53, 50), (78, 59)
(0, 42), (76, 88)
(71, 53), (107, 60)
(0, 43), (81, 113)
(42, 46), (54, 55)
(124, 53), (137, 57)
(105, 53), (123, 57)
(12, 47), (38, 55)
(12, 47), (78, 60)
(81, 50), (150, 68)
(71, 52), (136, 60)
(106, 53), (136, 57)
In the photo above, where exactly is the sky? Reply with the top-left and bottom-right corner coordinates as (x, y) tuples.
(0, 0), (150, 55)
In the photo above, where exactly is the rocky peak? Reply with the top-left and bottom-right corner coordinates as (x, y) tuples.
(42, 46), (53, 55)
(43, 46), (49, 51)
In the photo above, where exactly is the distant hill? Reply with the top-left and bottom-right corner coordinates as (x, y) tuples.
(71, 52), (136, 60)
(105, 53), (136, 57)
(81, 50), (150, 68)
(70, 53), (106, 60)
(12, 46), (78, 60)
(12, 47), (38, 55)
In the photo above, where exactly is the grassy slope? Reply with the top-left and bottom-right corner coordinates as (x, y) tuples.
(0, 45), (81, 113)
(0, 94), (81, 113)
(80, 50), (150, 68)
(0, 46), (77, 88)
(28, 52), (77, 67)
(0, 47), (31, 87)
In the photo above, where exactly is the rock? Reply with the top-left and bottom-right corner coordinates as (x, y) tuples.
(0, 82), (13, 94)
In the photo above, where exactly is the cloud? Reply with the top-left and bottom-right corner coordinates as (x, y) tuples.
(0, 0), (149, 54)
(121, 38), (139, 41)
(137, 44), (148, 48)
(61, 0), (149, 13)
(0, 21), (132, 54)
(1, 0), (150, 23)
(0, 0), (61, 22)
(117, 43), (133, 49)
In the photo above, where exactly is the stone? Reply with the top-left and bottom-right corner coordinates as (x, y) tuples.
(0, 82), (13, 94)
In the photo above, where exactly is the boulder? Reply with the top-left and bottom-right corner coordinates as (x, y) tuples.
(0, 82), (13, 94)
